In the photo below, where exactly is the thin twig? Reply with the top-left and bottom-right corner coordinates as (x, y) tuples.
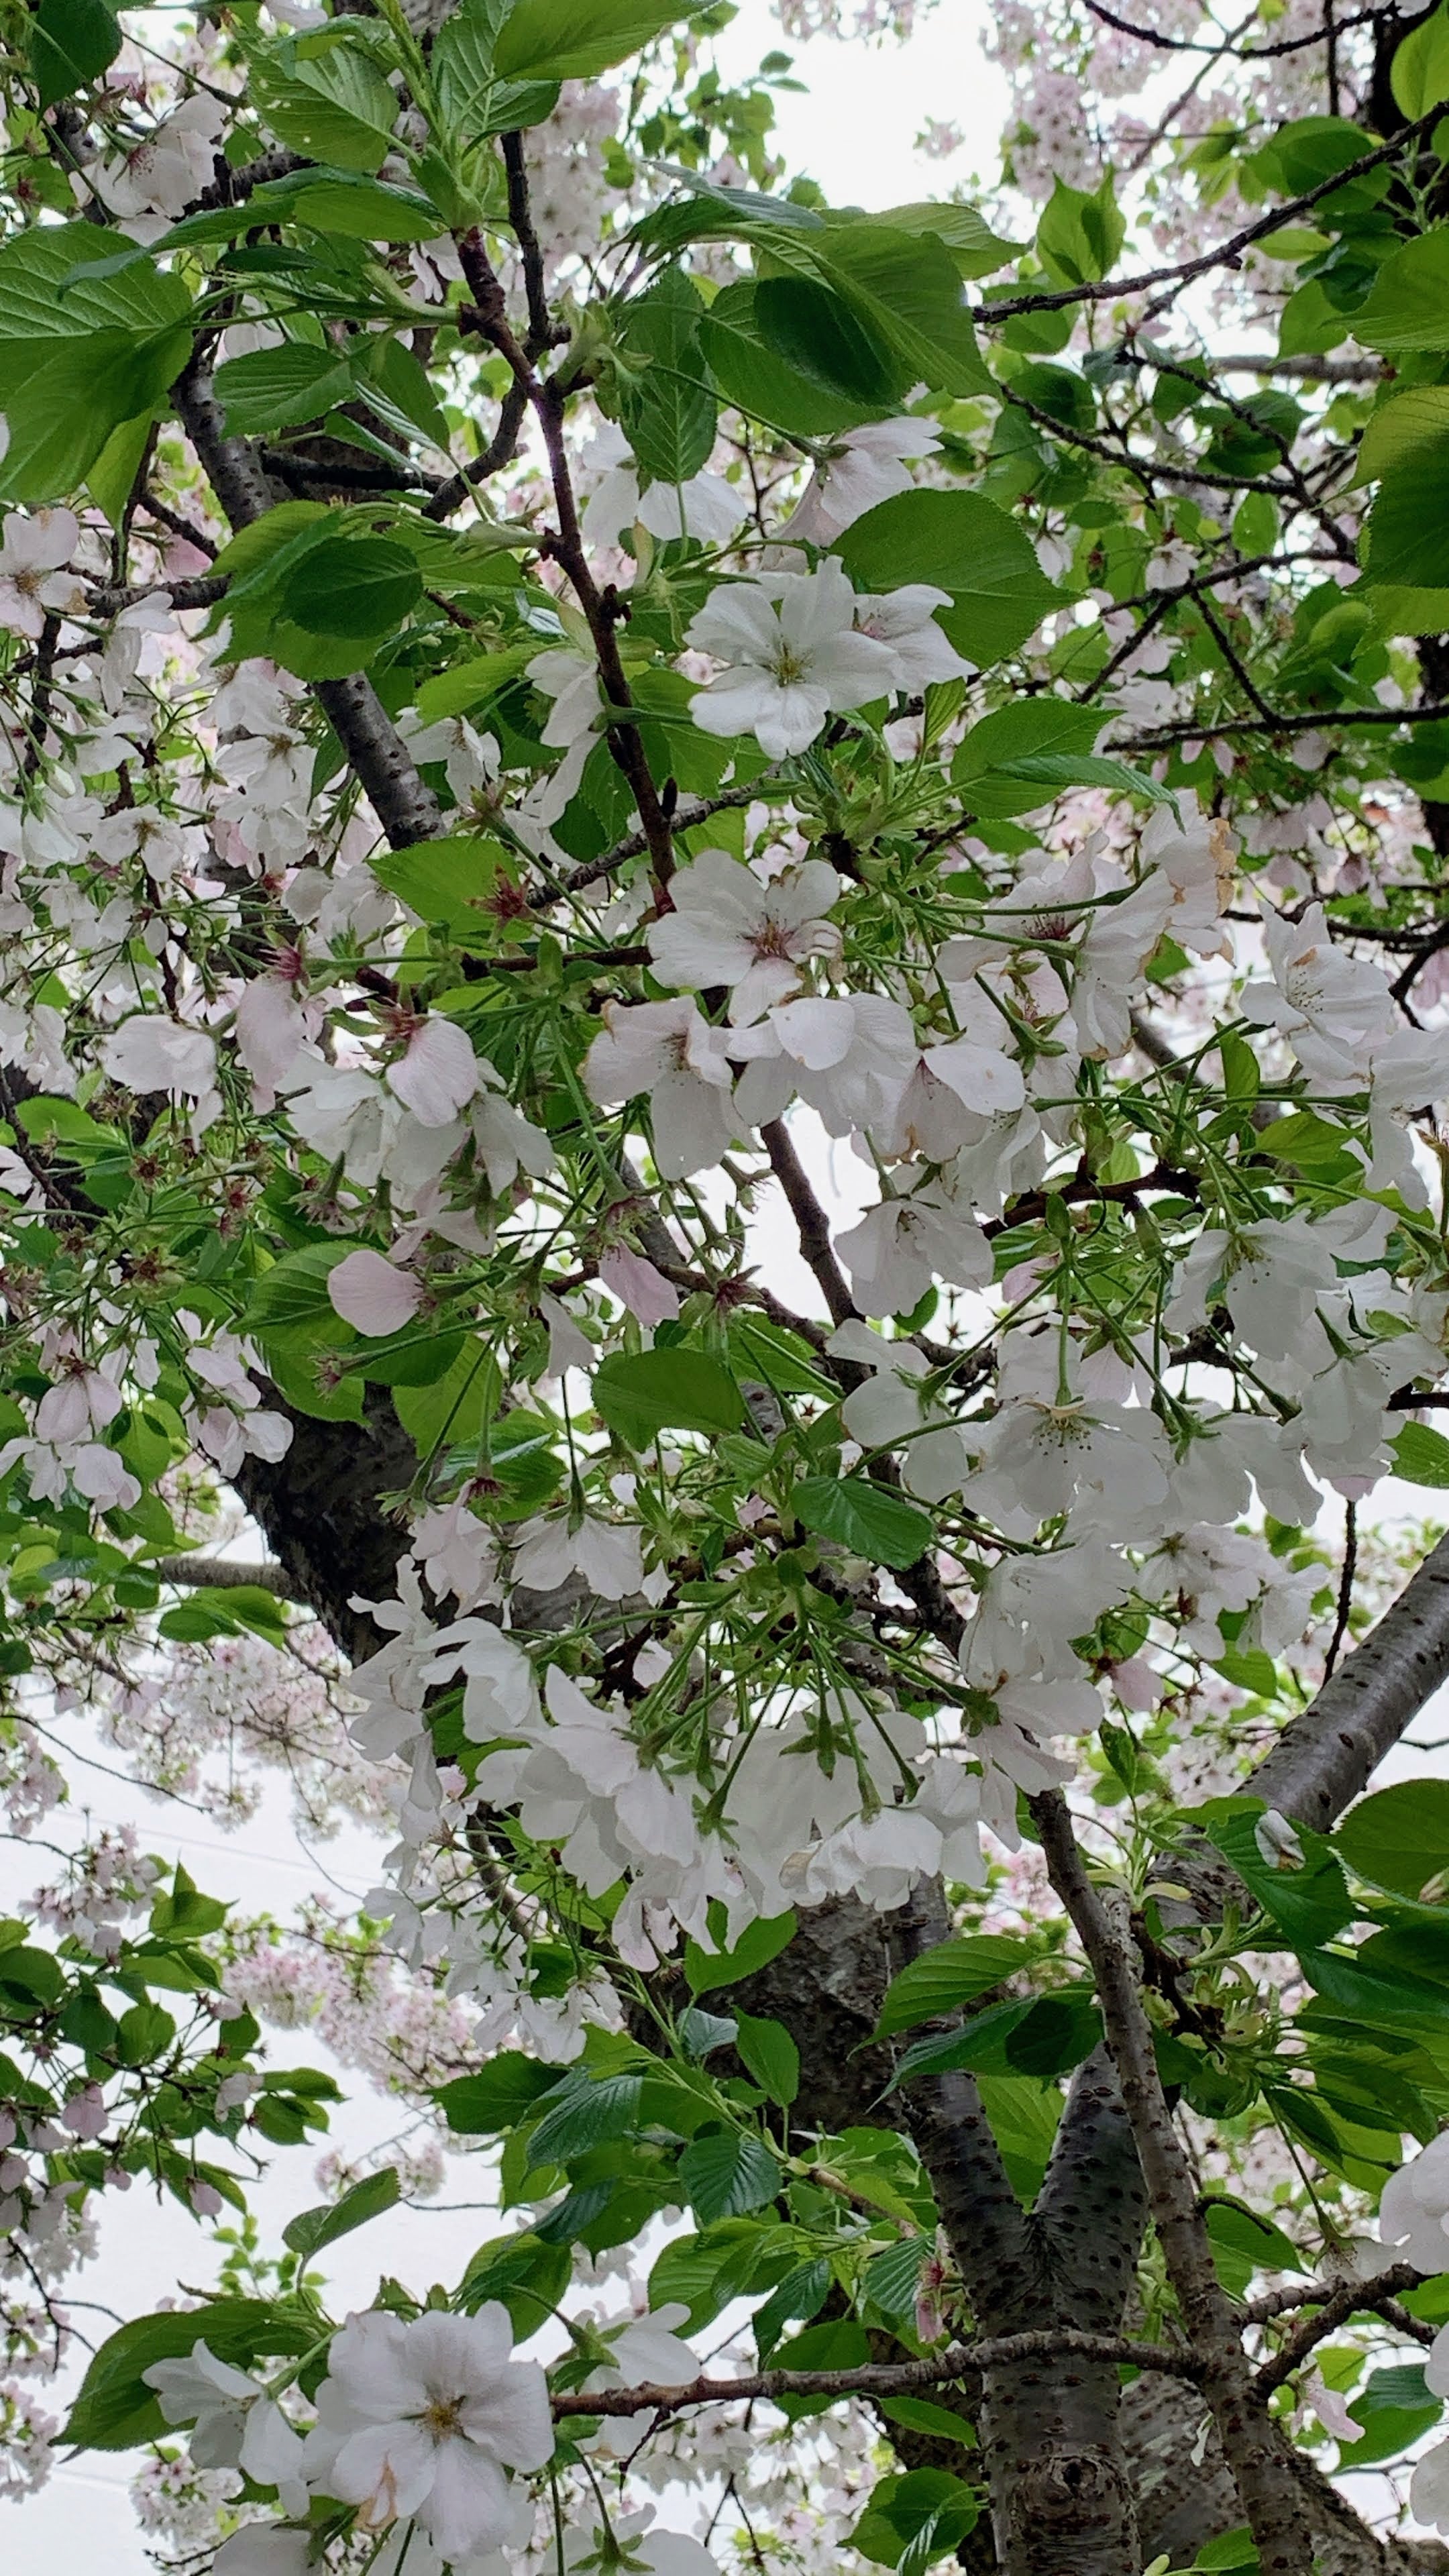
(1324, 1499), (1357, 1681)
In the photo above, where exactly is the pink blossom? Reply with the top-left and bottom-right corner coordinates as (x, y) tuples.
(327, 1250), (424, 1338)
(600, 1246), (681, 1326)
(386, 1016), (478, 1125)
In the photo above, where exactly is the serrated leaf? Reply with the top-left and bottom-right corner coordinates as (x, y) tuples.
(873, 1935), (1030, 2040)
(527, 2069), (643, 2165)
(1336, 1778), (1449, 1901)
(732, 2011), (799, 2106)
(30, 0), (120, 109)
(752, 2256), (830, 2359)
(679, 2129), (782, 2223)
(793, 1476), (932, 1569)
(684, 1911), (796, 1994)
(215, 342), (355, 438)
(494, 0), (688, 83)
(593, 1348), (745, 1444)
(837, 489), (1057, 668)
(437, 2056), (562, 2133)
(1391, 1421), (1449, 1488)
(283, 2165), (401, 2258)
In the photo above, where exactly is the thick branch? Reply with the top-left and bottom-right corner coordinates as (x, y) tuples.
(1250, 1528), (1449, 1831)
(1032, 1791), (1314, 2574)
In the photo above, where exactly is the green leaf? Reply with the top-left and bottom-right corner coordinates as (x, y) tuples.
(1197, 1799), (1354, 1946)
(697, 279), (876, 436)
(751, 2256), (830, 2358)
(415, 644), (538, 724)
(617, 267), (717, 486)
(431, 6), (560, 138)
(1391, 1421), (1449, 1488)
(1336, 2361), (1440, 2468)
(592, 1348), (746, 1444)
(975, 2073), (1061, 2203)
(851, 2468), (979, 2573)
(860, 2233), (934, 2328)
(873, 201), (1022, 280)
(1364, 445), (1449, 590)
(62, 2302), (313, 2451)
(1203, 2196), (1306, 2296)
(528, 2068), (643, 2165)
(1004, 1989), (1102, 2078)
(283, 2165), (401, 2258)
(244, 1241), (353, 1334)
(732, 2011), (799, 2106)
(1355, 231), (1449, 354)
(792, 1476), (932, 1570)
(999, 753), (1178, 810)
(0, 1944), (63, 2009)
(30, 0), (119, 108)
(873, 1935), (1031, 2040)
(282, 537), (423, 640)
(892, 1996), (1034, 2083)
(772, 2318), (871, 2420)
(87, 407), (158, 530)
(727, 1316), (835, 1401)
(370, 835), (506, 941)
(1192, 2537), (1259, 2574)
(157, 1585), (289, 1650)
(393, 1338), (500, 1456)
(684, 1910), (797, 1993)
(753, 274), (902, 407)
(818, 221), (993, 398)
(954, 702), (1104, 784)
(253, 35), (400, 174)
(836, 490), (1057, 667)
(1297, 1943), (1449, 2035)
(0, 334), (186, 508)
(1336, 1778), (1449, 1901)
(1392, 4), (1449, 115)
(460, 2229), (572, 2332)
(494, 0), (688, 82)
(952, 701), (1106, 814)
(1352, 386), (1449, 489)
(878, 2397), (977, 2446)
(1035, 173), (1125, 286)
(437, 2056), (561, 2133)
(282, 172), (444, 242)
(679, 2128), (782, 2223)
(215, 341), (356, 437)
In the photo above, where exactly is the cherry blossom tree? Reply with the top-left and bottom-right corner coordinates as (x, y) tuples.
(11, 4), (1449, 2575)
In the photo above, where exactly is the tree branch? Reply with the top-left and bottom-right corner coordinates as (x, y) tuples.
(152, 1556), (301, 1598)
(1032, 1790), (1315, 2573)
(548, 2328), (1203, 2420)
(1249, 1527), (1449, 1832)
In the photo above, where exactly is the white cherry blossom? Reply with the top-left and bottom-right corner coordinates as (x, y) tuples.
(784, 417), (943, 544)
(836, 1182), (991, 1317)
(646, 848), (842, 1024)
(0, 510), (85, 641)
(585, 997), (737, 1179)
(687, 561), (901, 755)
(301, 2304), (551, 2559)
